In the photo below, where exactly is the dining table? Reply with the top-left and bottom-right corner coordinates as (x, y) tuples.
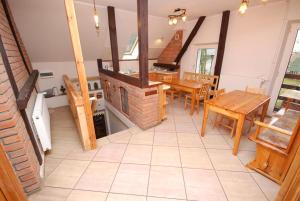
(163, 79), (208, 115)
(201, 90), (271, 155)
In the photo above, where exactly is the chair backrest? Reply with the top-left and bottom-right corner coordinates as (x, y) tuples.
(198, 83), (210, 100)
(245, 86), (265, 95)
(162, 75), (173, 82)
(183, 72), (195, 81)
(214, 88), (225, 98)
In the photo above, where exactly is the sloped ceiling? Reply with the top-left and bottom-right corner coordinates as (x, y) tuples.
(80, 0), (282, 19)
(8, 0), (281, 62)
(8, 0), (174, 62)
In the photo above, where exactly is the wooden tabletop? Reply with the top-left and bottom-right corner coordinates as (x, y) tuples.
(205, 90), (270, 115)
(280, 89), (300, 101)
(164, 80), (206, 89)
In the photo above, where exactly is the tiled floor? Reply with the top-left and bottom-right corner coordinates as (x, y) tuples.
(29, 101), (280, 201)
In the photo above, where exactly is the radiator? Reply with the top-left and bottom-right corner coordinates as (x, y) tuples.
(32, 93), (51, 151)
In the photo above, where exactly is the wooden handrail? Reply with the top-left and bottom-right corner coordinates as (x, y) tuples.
(63, 75), (83, 106)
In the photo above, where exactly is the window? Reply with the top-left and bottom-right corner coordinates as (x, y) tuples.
(195, 48), (217, 74)
(122, 34), (139, 60)
(104, 80), (112, 102)
(120, 87), (129, 115)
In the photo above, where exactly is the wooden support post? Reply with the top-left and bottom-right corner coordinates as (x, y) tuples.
(214, 10), (230, 80)
(64, 0), (96, 150)
(137, 0), (149, 88)
(175, 16), (206, 65)
(107, 6), (120, 73)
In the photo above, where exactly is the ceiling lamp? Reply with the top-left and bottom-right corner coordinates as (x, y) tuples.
(239, 0), (268, 15)
(93, 0), (100, 31)
(239, 0), (248, 15)
(168, 8), (187, 25)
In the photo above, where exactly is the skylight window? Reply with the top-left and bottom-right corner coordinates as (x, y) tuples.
(122, 34), (139, 60)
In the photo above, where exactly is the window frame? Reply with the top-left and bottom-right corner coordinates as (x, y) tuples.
(194, 44), (218, 75)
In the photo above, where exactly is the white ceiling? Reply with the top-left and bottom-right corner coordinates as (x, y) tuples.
(78, 0), (282, 19)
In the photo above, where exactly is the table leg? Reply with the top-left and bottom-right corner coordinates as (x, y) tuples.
(232, 114), (245, 155)
(190, 89), (196, 115)
(260, 99), (270, 122)
(201, 102), (209, 137)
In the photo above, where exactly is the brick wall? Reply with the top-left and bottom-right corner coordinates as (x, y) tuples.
(0, 0), (40, 195)
(158, 30), (183, 64)
(100, 73), (160, 129)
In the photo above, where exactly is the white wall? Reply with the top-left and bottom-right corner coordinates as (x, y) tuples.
(181, 1), (288, 93)
(34, 60), (157, 92)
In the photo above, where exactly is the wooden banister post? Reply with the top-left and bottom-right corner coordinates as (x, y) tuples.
(64, 0), (96, 150)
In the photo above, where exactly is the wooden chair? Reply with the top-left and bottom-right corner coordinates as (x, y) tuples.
(163, 75), (180, 105)
(213, 89), (237, 137)
(184, 83), (210, 113)
(245, 86), (266, 134)
(247, 110), (300, 184)
(183, 72), (195, 81)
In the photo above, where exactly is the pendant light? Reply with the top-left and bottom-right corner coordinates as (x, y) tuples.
(239, 0), (248, 15)
(93, 0), (100, 31)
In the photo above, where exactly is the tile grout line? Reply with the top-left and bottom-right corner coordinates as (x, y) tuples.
(145, 126), (156, 201)
(104, 132), (133, 201)
(174, 117), (189, 201)
(191, 110), (230, 201)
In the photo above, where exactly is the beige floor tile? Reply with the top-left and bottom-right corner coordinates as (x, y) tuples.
(44, 157), (63, 177)
(202, 135), (231, 149)
(66, 190), (107, 201)
(111, 164), (150, 195)
(93, 143), (127, 162)
(28, 187), (71, 201)
(75, 162), (119, 192)
(177, 132), (203, 148)
(108, 131), (132, 143)
(44, 160), (89, 188)
(65, 148), (98, 161)
(175, 123), (198, 133)
(207, 149), (247, 172)
(183, 168), (227, 201)
(106, 193), (146, 201)
(217, 171), (267, 201)
(47, 142), (82, 159)
(129, 126), (144, 134)
(153, 133), (178, 146)
(147, 197), (186, 201)
(122, 144), (152, 164)
(180, 148), (213, 169)
(237, 151), (256, 172)
(151, 146), (181, 167)
(224, 136), (256, 151)
(251, 173), (280, 201)
(148, 166), (186, 199)
(174, 116), (193, 124)
(154, 123), (176, 132)
(129, 132), (154, 145)
(97, 137), (110, 147)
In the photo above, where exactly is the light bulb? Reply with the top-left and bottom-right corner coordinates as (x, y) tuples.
(239, 0), (248, 15)
(168, 18), (173, 25)
(182, 14), (187, 22)
(261, 0), (268, 2)
(172, 18), (178, 25)
(94, 13), (99, 29)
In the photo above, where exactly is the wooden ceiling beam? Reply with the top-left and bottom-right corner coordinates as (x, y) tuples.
(107, 6), (120, 73)
(175, 16), (206, 65)
(137, 0), (149, 88)
(214, 10), (230, 79)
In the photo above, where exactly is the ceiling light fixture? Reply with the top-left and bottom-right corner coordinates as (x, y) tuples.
(93, 0), (100, 32)
(168, 8), (187, 26)
(239, 0), (248, 15)
(239, 0), (268, 15)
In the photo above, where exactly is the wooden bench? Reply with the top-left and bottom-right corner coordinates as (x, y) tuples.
(247, 109), (300, 184)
